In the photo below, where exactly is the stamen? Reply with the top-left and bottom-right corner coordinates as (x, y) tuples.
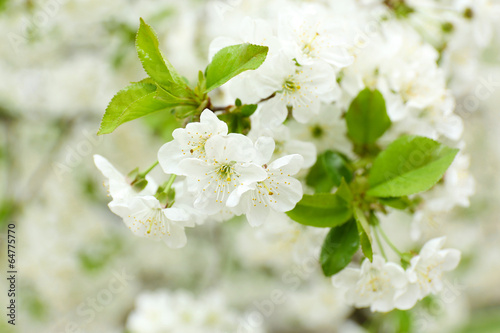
(302, 32), (320, 54)
(262, 182), (274, 195)
(190, 145), (202, 154)
(146, 218), (154, 234)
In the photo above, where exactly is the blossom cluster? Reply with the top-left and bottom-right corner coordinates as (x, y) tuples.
(333, 237), (461, 312)
(96, 109), (305, 248)
(6, 0), (500, 332)
(93, 0), (476, 319)
(127, 289), (265, 333)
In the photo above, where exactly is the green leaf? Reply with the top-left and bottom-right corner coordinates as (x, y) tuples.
(155, 85), (197, 107)
(353, 207), (373, 261)
(196, 70), (206, 93)
(359, 231), (373, 262)
(98, 82), (173, 135)
(205, 43), (268, 92)
(141, 107), (182, 141)
(174, 105), (199, 118)
(345, 88), (391, 145)
(240, 104), (258, 117)
(353, 207), (371, 241)
(378, 196), (413, 210)
(306, 151), (353, 193)
(367, 135), (459, 197)
(337, 178), (353, 203)
(286, 184), (352, 228)
(320, 219), (360, 276)
(136, 19), (189, 96)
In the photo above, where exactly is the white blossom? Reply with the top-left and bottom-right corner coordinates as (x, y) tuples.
(248, 122), (317, 168)
(332, 255), (409, 312)
(109, 196), (193, 248)
(253, 53), (340, 126)
(126, 289), (262, 333)
(93, 154), (157, 201)
(395, 237), (461, 309)
(227, 137), (304, 226)
(285, 103), (354, 158)
(178, 134), (267, 215)
(277, 4), (354, 68)
(158, 109), (228, 176)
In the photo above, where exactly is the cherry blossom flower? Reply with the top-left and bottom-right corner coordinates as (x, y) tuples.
(178, 134), (267, 214)
(248, 123), (317, 168)
(278, 4), (354, 68)
(109, 196), (193, 249)
(227, 137), (304, 226)
(158, 109), (228, 176)
(395, 237), (461, 309)
(93, 154), (157, 201)
(254, 53), (340, 126)
(332, 255), (409, 312)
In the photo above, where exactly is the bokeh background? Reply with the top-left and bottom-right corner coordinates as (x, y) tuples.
(1, 0), (500, 332)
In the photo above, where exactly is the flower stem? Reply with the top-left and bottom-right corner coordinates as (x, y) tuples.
(374, 226), (388, 261)
(163, 174), (177, 194)
(377, 224), (404, 257)
(140, 161), (159, 177)
(257, 92), (276, 104)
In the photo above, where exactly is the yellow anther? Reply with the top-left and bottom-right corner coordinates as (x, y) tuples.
(262, 183), (274, 196)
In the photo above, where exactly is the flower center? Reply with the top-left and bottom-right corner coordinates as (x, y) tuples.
(216, 162), (236, 182)
(302, 32), (320, 56)
(310, 125), (324, 138)
(274, 140), (285, 155)
(283, 78), (301, 93)
(189, 136), (209, 156)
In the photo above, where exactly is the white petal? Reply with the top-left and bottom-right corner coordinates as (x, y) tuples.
(163, 207), (191, 224)
(285, 140), (317, 168)
(394, 283), (420, 310)
(109, 196), (164, 238)
(371, 296), (396, 313)
(94, 154), (135, 200)
(205, 134), (256, 162)
(94, 154), (123, 181)
(162, 223), (187, 249)
(199, 109), (228, 135)
(158, 140), (184, 175)
(319, 46), (354, 68)
(291, 95), (318, 123)
(254, 136), (275, 165)
(269, 177), (303, 212)
(178, 158), (210, 179)
(136, 196), (161, 209)
(246, 203), (270, 227)
(268, 154), (304, 176)
(226, 185), (253, 208)
(195, 197), (227, 215)
(385, 263), (407, 289)
(430, 278), (444, 293)
(361, 255), (386, 274)
(420, 237), (446, 258)
(437, 114), (463, 141)
(237, 163), (268, 185)
(332, 267), (360, 288)
(441, 249), (461, 271)
(108, 200), (130, 219)
(255, 97), (288, 128)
